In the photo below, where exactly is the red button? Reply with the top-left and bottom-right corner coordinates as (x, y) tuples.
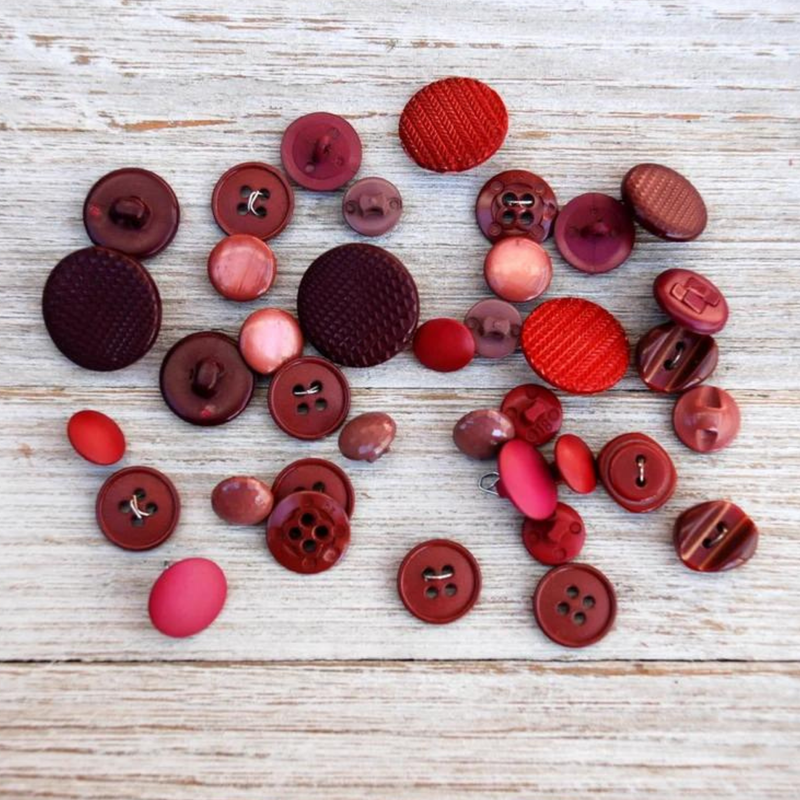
(413, 318), (475, 372)
(636, 322), (718, 393)
(522, 502), (586, 566)
(673, 385), (740, 453)
(484, 238), (553, 302)
(271, 458), (355, 518)
(653, 268), (728, 335)
(453, 409), (515, 460)
(212, 476), (274, 526)
(342, 177), (403, 236)
(553, 434), (597, 494)
(496, 439), (558, 520)
(67, 410), (126, 465)
(338, 412), (396, 462)
(207, 234), (277, 302)
(397, 539), (481, 624)
(501, 383), (563, 446)
(464, 299), (521, 359)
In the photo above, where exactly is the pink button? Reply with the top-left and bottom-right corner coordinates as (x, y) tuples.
(484, 238), (552, 303)
(493, 439), (558, 520)
(239, 308), (303, 375)
(207, 234), (277, 302)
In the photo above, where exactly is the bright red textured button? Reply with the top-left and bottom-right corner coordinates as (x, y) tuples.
(67, 409), (126, 465)
(413, 318), (475, 372)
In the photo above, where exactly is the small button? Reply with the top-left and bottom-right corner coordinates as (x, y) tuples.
(464, 299), (521, 359)
(83, 168), (180, 259)
(484, 238), (553, 303)
(397, 539), (481, 624)
(212, 162), (294, 240)
(636, 322), (718, 393)
(207, 234), (277, 302)
(239, 308), (303, 375)
(413, 318), (475, 372)
(598, 432), (677, 513)
(281, 112), (362, 191)
(96, 466), (180, 550)
(653, 268), (728, 334)
(496, 439), (558, 520)
(532, 563), (617, 648)
(673, 385), (740, 453)
(342, 177), (402, 236)
(338, 412), (396, 462)
(271, 458), (355, 518)
(453, 409), (515, 460)
(553, 434), (597, 494)
(522, 502), (586, 566)
(501, 383), (563, 446)
(212, 476), (274, 526)
(266, 490), (351, 574)
(67, 410), (126, 465)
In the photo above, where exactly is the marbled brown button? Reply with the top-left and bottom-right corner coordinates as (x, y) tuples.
(653, 268), (728, 335)
(673, 385), (741, 453)
(453, 409), (515, 460)
(636, 322), (718, 393)
(338, 412), (396, 462)
(212, 476), (274, 526)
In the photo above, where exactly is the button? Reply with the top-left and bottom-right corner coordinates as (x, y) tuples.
(338, 412), (396, 462)
(522, 298), (629, 394)
(553, 434), (597, 494)
(554, 193), (635, 274)
(532, 563), (616, 648)
(211, 162), (294, 240)
(501, 383), (563, 446)
(42, 247), (161, 372)
(160, 332), (255, 426)
(413, 318), (475, 372)
(674, 500), (758, 572)
(522, 502), (586, 566)
(636, 322), (718, 393)
(496, 439), (558, 520)
(397, 539), (481, 624)
(212, 476), (274, 526)
(484, 238), (553, 303)
(673, 385), (740, 453)
(83, 168), (180, 259)
(96, 466), (180, 550)
(475, 170), (558, 243)
(67, 410), (126, 465)
(268, 356), (350, 440)
(239, 308), (303, 375)
(271, 458), (355, 517)
(207, 234), (277, 302)
(297, 243), (419, 368)
(266, 490), (351, 574)
(653, 268), (728, 334)
(622, 163), (707, 241)
(453, 409), (515, 460)
(598, 432), (677, 513)
(399, 77), (507, 173)
(464, 299), (521, 359)
(342, 177), (402, 236)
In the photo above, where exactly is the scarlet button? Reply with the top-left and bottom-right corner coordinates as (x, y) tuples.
(501, 383), (563, 446)
(207, 234), (277, 302)
(496, 439), (558, 520)
(553, 434), (597, 494)
(413, 318), (475, 372)
(673, 385), (740, 453)
(484, 238), (553, 303)
(271, 458), (355, 518)
(464, 299), (521, 359)
(522, 502), (586, 566)
(653, 268), (728, 335)
(67, 410), (126, 465)
(636, 322), (718, 393)
(342, 177), (402, 236)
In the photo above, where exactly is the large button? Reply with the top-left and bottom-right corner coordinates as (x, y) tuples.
(653, 268), (728, 334)
(501, 383), (563, 446)
(554, 193), (635, 274)
(464, 299), (521, 359)
(673, 385), (740, 453)
(399, 77), (507, 173)
(160, 332), (255, 426)
(212, 476), (274, 526)
(522, 502), (586, 566)
(342, 177), (403, 236)
(532, 563), (616, 648)
(83, 168), (180, 259)
(266, 490), (351, 574)
(413, 318), (475, 372)
(211, 162), (294, 240)
(268, 356), (350, 440)
(207, 234), (277, 302)
(43, 247), (161, 371)
(636, 322), (718, 393)
(271, 458), (355, 517)
(453, 409), (515, 460)
(67, 410), (126, 465)
(475, 170), (558, 243)
(484, 238), (553, 302)
(553, 434), (597, 494)
(598, 432), (677, 513)
(96, 466), (180, 550)
(521, 298), (629, 394)
(239, 308), (303, 375)
(496, 439), (558, 520)
(338, 412), (396, 462)
(397, 539), (481, 624)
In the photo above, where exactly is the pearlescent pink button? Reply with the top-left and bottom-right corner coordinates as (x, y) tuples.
(239, 308), (303, 375)
(207, 234), (277, 302)
(484, 238), (552, 303)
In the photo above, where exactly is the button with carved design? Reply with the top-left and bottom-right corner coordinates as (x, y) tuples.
(342, 177), (402, 236)
(636, 322), (718, 393)
(501, 383), (563, 446)
(654, 268), (728, 334)
(673, 385), (740, 453)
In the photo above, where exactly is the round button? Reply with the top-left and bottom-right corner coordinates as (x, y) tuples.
(496, 439), (558, 520)
(42, 247), (161, 372)
(413, 318), (475, 372)
(207, 234), (277, 302)
(501, 383), (563, 446)
(268, 356), (350, 440)
(522, 298), (629, 394)
(83, 168), (180, 259)
(453, 409), (515, 460)
(397, 539), (481, 624)
(673, 385), (740, 453)
(96, 466), (180, 550)
(266, 491), (350, 574)
(212, 476), (274, 526)
(476, 170), (558, 243)
(532, 563), (617, 648)
(464, 299), (521, 359)
(598, 432), (677, 513)
(212, 162), (294, 240)
(553, 434), (597, 494)
(484, 238), (553, 303)
(239, 308), (303, 375)
(342, 177), (402, 236)
(338, 412), (396, 462)
(67, 410), (126, 465)
(554, 193), (635, 274)
(271, 458), (355, 518)
(522, 502), (586, 566)
(636, 322), (718, 393)
(653, 268), (728, 335)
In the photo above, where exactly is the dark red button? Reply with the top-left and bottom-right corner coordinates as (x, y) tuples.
(342, 177), (402, 236)
(464, 299), (521, 359)
(413, 318), (475, 372)
(83, 168), (180, 259)
(96, 466), (180, 551)
(266, 490), (350, 574)
(673, 385), (740, 453)
(212, 476), (274, 526)
(338, 412), (396, 462)
(553, 434), (597, 494)
(453, 409), (515, 460)
(207, 234), (277, 302)
(522, 502), (586, 566)
(397, 539), (481, 624)
(67, 410), (126, 466)
(496, 439), (558, 520)
(636, 322), (718, 393)
(532, 563), (617, 648)
(271, 458), (355, 518)
(653, 268), (728, 335)
(501, 383), (563, 446)
(484, 238), (553, 302)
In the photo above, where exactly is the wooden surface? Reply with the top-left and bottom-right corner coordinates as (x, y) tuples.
(1, 0), (799, 797)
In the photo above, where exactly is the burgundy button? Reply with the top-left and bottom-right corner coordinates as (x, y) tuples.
(67, 410), (126, 466)
(160, 332), (255, 426)
(476, 170), (559, 243)
(266, 491), (350, 574)
(271, 458), (355, 518)
(553, 434), (597, 494)
(83, 168), (180, 259)
(674, 500), (758, 572)
(397, 539), (481, 624)
(212, 476), (274, 526)
(338, 412), (396, 462)
(495, 439), (558, 520)
(239, 308), (303, 375)
(464, 299), (521, 359)
(522, 502), (586, 566)
(653, 268), (728, 335)
(484, 238), (553, 303)
(268, 356), (350, 440)
(281, 112), (362, 191)
(598, 432), (677, 513)
(636, 322), (718, 393)
(43, 247), (161, 371)
(453, 409), (515, 460)
(673, 385), (740, 453)
(413, 318), (475, 372)
(532, 563), (617, 648)
(501, 383), (563, 446)
(207, 234), (277, 302)
(554, 193), (635, 274)
(212, 162), (294, 240)
(342, 177), (402, 236)
(96, 466), (180, 550)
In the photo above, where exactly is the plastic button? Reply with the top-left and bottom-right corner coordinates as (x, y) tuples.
(464, 299), (521, 359)
(338, 412), (396, 462)
(271, 458), (355, 518)
(496, 439), (558, 520)
(673, 385), (740, 453)
(553, 434), (597, 494)
(239, 308), (303, 375)
(501, 383), (563, 446)
(636, 322), (718, 393)
(522, 502), (586, 566)
(342, 177), (402, 236)
(67, 410), (126, 465)
(413, 318), (475, 372)
(453, 409), (515, 460)
(207, 234), (277, 302)
(653, 268), (728, 335)
(484, 238), (553, 302)
(212, 476), (274, 526)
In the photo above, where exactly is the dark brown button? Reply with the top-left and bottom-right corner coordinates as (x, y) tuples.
(522, 502), (586, 566)
(553, 434), (597, 494)
(212, 476), (274, 526)
(653, 268), (728, 334)
(674, 501), (758, 572)
(342, 177), (403, 236)
(83, 168), (180, 259)
(453, 409), (515, 460)
(501, 383), (563, 446)
(673, 385), (741, 453)
(636, 322), (718, 393)
(464, 299), (521, 359)
(271, 458), (355, 518)
(207, 234), (277, 302)
(160, 332), (255, 426)
(338, 412), (396, 462)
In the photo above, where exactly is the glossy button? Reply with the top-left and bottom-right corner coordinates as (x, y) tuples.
(338, 412), (396, 462)
(464, 299), (521, 359)
(673, 385), (740, 453)
(484, 238), (553, 303)
(207, 234), (277, 302)
(553, 434), (597, 494)
(453, 409), (515, 460)
(67, 410), (126, 465)
(342, 177), (402, 236)
(239, 308), (303, 375)
(212, 476), (274, 526)
(636, 322), (718, 393)
(397, 539), (481, 624)
(496, 439), (558, 520)
(413, 318), (475, 372)
(271, 458), (355, 517)
(654, 268), (728, 334)
(501, 383), (563, 446)
(96, 466), (180, 550)
(522, 502), (586, 566)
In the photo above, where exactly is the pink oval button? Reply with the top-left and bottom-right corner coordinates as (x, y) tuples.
(496, 439), (558, 520)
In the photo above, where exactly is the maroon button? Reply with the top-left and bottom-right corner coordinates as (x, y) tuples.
(266, 490), (350, 574)
(342, 177), (402, 236)
(83, 168), (180, 259)
(636, 322), (718, 393)
(476, 170), (559, 243)
(211, 162), (294, 240)
(207, 234), (277, 302)
(43, 247), (161, 372)
(674, 500), (758, 572)
(413, 318), (475, 372)
(212, 476), (274, 526)
(532, 563), (616, 648)
(397, 539), (481, 624)
(554, 193), (635, 274)
(484, 238), (553, 302)
(522, 502), (586, 566)
(673, 385), (740, 453)
(67, 410), (126, 466)
(464, 299), (521, 359)
(598, 433), (677, 513)
(281, 112), (362, 191)
(553, 434), (597, 494)
(653, 268), (728, 335)
(495, 439), (558, 520)
(96, 466), (180, 551)
(338, 412), (396, 462)
(501, 383), (563, 446)
(271, 458), (355, 518)
(453, 409), (515, 460)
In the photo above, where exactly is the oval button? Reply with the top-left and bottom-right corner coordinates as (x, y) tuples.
(553, 434), (597, 494)
(453, 409), (515, 460)
(636, 322), (718, 393)
(653, 268), (728, 335)
(212, 476), (274, 526)
(496, 439), (558, 520)
(413, 318), (475, 372)
(271, 458), (355, 518)
(522, 502), (586, 566)
(67, 410), (126, 465)
(338, 412), (396, 462)
(501, 383), (563, 446)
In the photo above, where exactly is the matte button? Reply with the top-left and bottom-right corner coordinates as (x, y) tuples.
(636, 322), (718, 393)
(496, 439), (558, 520)
(207, 234), (277, 302)
(453, 409), (515, 460)
(239, 308), (303, 375)
(342, 177), (402, 236)
(338, 412), (396, 462)
(397, 539), (481, 624)
(673, 385), (740, 453)
(553, 434), (597, 494)
(501, 383), (563, 446)
(212, 476), (274, 526)
(464, 299), (521, 359)
(96, 466), (180, 550)
(413, 318), (475, 372)
(653, 268), (728, 335)
(484, 238), (553, 303)
(67, 410), (126, 465)
(271, 458), (355, 518)
(522, 502), (586, 566)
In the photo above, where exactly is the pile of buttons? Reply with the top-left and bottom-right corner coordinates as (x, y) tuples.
(49, 77), (757, 645)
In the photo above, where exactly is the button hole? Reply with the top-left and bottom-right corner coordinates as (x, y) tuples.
(314, 525), (329, 539)
(296, 402), (309, 415)
(636, 455), (647, 487)
(118, 500), (131, 514)
(131, 516), (145, 528)
(501, 210), (515, 225)
(573, 612), (587, 626)
(312, 481), (326, 492)
(300, 513), (316, 527)
(425, 586), (439, 599)
(444, 583), (457, 597)
(288, 527), (302, 540)
(566, 585), (579, 599)
(237, 203), (249, 216)
(302, 539), (317, 553)
(519, 211), (534, 226)
(664, 340), (686, 371)
(582, 595), (595, 609)
(556, 602), (570, 615)
(703, 522), (729, 549)
(240, 185), (252, 198)
(314, 398), (328, 412)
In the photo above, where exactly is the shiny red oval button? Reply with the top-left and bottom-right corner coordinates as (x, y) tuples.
(496, 439), (558, 520)
(413, 318), (475, 372)
(553, 434), (597, 494)
(67, 409), (126, 465)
